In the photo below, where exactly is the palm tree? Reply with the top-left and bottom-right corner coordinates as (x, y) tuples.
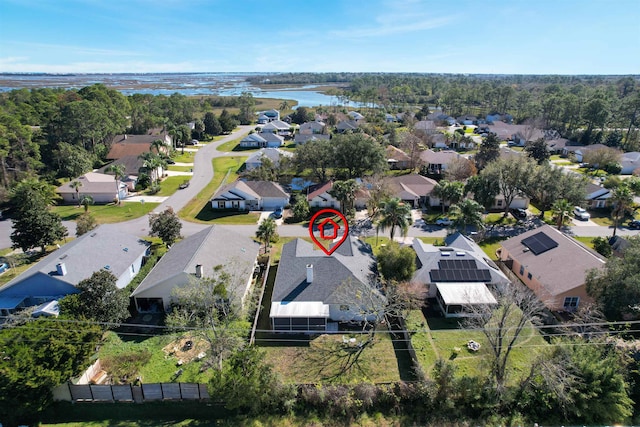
(139, 152), (165, 184)
(150, 139), (165, 155)
(610, 185), (634, 237)
(80, 195), (94, 213)
(551, 199), (573, 229)
(432, 180), (465, 214)
(70, 180), (82, 206)
(328, 179), (359, 215)
(256, 217), (277, 254)
(449, 199), (485, 234)
(376, 198), (411, 241)
(105, 163), (126, 204)
(279, 100), (290, 112)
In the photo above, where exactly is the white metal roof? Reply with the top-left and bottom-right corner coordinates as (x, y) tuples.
(435, 282), (498, 305)
(270, 301), (330, 318)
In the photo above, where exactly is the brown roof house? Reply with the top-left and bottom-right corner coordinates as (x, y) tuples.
(307, 181), (369, 210)
(419, 149), (462, 176)
(383, 174), (438, 208)
(497, 224), (605, 312)
(386, 145), (412, 170)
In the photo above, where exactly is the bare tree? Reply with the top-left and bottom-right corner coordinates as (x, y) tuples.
(165, 264), (249, 370)
(400, 132), (424, 171)
(444, 156), (477, 182)
(462, 284), (546, 398)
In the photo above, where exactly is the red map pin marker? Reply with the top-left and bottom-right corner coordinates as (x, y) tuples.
(308, 208), (349, 256)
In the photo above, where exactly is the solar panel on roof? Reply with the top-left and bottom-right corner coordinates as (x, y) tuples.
(438, 259), (478, 270)
(430, 268), (492, 282)
(522, 231), (559, 255)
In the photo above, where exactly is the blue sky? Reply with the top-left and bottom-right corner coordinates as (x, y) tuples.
(0, 0), (638, 74)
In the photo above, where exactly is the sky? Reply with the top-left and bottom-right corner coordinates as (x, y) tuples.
(0, 0), (639, 74)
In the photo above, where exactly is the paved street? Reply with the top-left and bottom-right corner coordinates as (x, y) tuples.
(1, 124), (639, 251)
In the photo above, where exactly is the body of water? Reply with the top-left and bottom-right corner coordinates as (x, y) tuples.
(0, 73), (353, 108)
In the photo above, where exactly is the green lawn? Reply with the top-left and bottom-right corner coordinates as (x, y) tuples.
(194, 208), (260, 224)
(406, 310), (546, 382)
(484, 213), (516, 225)
(260, 331), (401, 384)
(167, 165), (193, 172)
(573, 236), (597, 250)
(52, 202), (160, 223)
(179, 156), (247, 222)
(477, 236), (507, 260)
(99, 332), (213, 384)
(145, 176), (190, 197)
(216, 138), (259, 153)
(171, 152), (195, 163)
(526, 204), (554, 225)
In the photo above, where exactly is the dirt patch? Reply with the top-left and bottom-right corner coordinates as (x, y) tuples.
(162, 336), (209, 364)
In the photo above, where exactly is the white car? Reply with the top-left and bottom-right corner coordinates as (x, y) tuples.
(435, 217), (452, 226)
(574, 206), (590, 221)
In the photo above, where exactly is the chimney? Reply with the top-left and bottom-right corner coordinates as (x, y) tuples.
(195, 264), (203, 278)
(306, 264), (313, 283)
(56, 263), (67, 276)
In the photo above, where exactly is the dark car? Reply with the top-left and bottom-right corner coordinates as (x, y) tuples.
(166, 159), (176, 165)
(510, 208), (527, 219)
(272, 207), (283, 219)
(178, 181), (190, 189)
(629, 220), (640, 229)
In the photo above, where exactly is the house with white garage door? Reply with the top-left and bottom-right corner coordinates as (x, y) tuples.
(211, 180), (289, 211)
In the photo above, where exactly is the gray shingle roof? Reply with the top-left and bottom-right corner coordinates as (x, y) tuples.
(271, 237), (376, 304)
(244, 181), (289, 198)
(131, 226), (259, 303)
(1, 226), (150, 290)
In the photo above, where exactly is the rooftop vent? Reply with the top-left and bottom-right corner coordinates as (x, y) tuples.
(56, 263), (67, 276)
(195, 264), (203, 278)
(104, 265), (111, 270)
(123, 247), (128, 252)
(456, 251), (465, 256)
(59, 254), (68, 260)
(441, 252), (451, 257)
(90, 232), (97, 237)
(306, 264), (314, 283)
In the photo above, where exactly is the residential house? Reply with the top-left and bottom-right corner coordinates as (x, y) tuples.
(257, 114), (270, 124)
(620, 152), (640, 175)
(211, 180), (289, 211)
(456, 115), (477, 126)
(336, 120), (359, 133)
(347, 111), (365, 121)
(131, 226), (260, 312)
(419, 150), (462, 175)
(585, 182), (611, 209)
(486, 121), (544, 144)
(545, 138), (570, 155)
(239, 132), (285, 148)
(261, 120), (291, 137)
(299, 121), (326, 135)
(270, 237), (383, 332)
(0, 226), (150, 316)
(294, 133), (331, 145)
(245, 148), (292, 171)
(562, 144), (610, 162)
(411, 234), (509, 318)
(497, 224), (605, 312)
(430, 133), (448, 149)
(414, 120), (438, 135)
(384, 113), (396, 123)
(383, 174), (438, 208)
(386, 145), (412, 170)
(262, 109), (280, 122)
(56, 172), (127, 204)
(307, 181), (369, 210)
(488, 194), (530, 211)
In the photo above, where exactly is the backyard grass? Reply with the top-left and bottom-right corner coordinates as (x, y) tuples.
(260, 331), (401, 384)
(586, 209), (616, 226)
(526, 204), (554, 224)
(406, 309), (546, 381)
(417, 237), (445, 245)
(573, 236), (597, 250)
(99, 332), (213, 384)
(178, 156), (247, 222)
(484, 213), (516, 225)
(52, 202), (160, 223)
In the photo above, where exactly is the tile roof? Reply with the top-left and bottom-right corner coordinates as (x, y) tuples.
(384, 174), (438, 199)
(244, 181), (289, 198)
(56, 172), (119, 195)
(107, 142), (152, 160)
(420, 149), (460, 164)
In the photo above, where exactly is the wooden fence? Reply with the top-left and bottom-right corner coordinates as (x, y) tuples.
(249, 255), (271, 345)
(53, 382), (209, 403)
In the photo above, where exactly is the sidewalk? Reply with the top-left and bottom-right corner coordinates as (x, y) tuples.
(122, 195), (169, 203)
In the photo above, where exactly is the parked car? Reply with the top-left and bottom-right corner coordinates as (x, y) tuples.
(510, 208), (527, 219)
(0, 263), (9, 274)
(573, 206), (591, 220)
(178, 181), (190, 189)
(272, 207), (283, 219)
(435, 217), (452, 226)
(186, 139), (198, 146)
(628, 219), (640, 229)
(166, 159), (176, 165)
